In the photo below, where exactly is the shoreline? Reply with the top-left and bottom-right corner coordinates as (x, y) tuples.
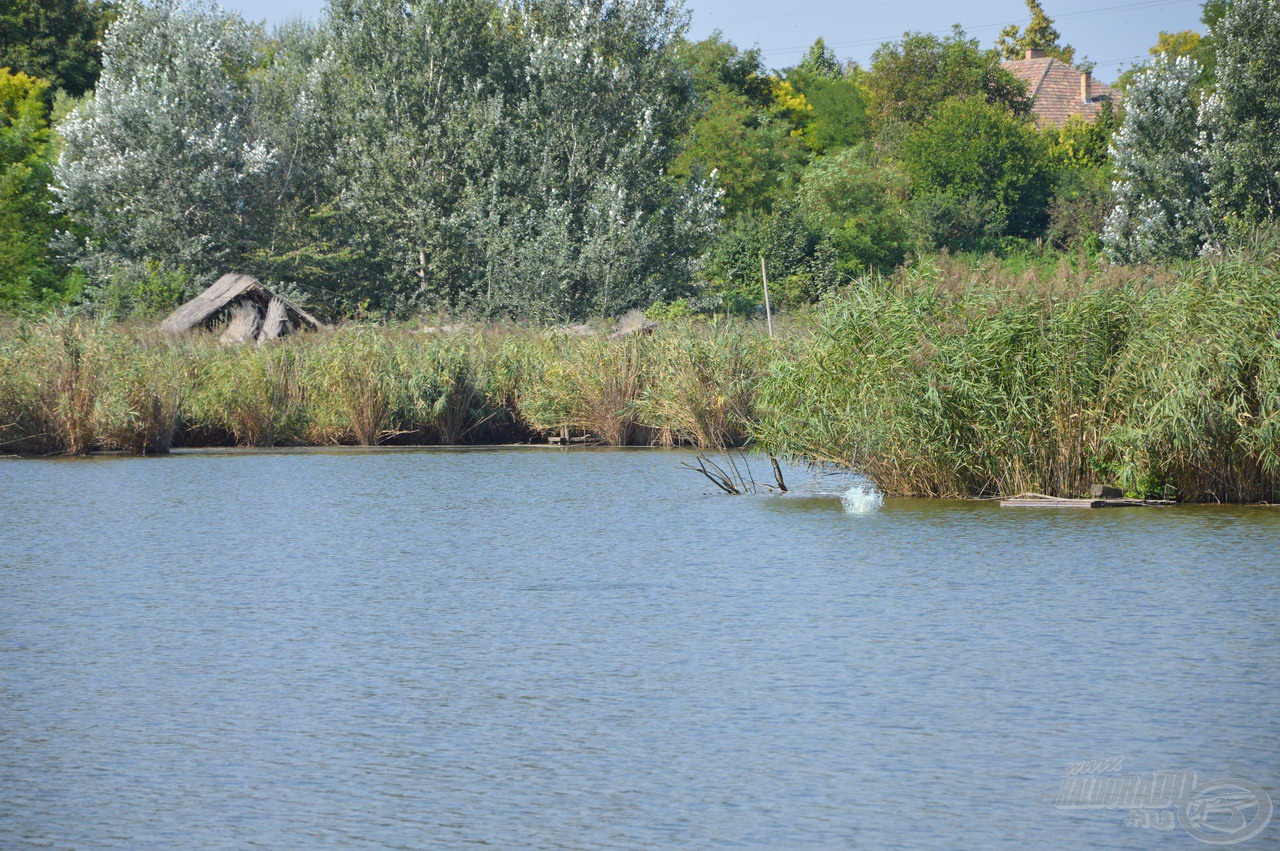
(6, 445), (1280, 507)
(6, 250), (1280, 503)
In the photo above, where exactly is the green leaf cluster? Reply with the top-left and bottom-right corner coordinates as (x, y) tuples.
(0, 68), (81, 309)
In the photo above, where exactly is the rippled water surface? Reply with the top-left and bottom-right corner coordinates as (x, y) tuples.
(2, 448), (1278, 848)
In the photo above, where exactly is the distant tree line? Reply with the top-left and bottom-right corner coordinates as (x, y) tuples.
(1, 0), (1278, 319)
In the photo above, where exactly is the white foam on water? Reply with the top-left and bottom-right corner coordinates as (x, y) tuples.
(840, 483), (884, 514)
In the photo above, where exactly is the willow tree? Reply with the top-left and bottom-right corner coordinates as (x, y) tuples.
(318, 0), (511, 313)
(471, 0), (717, 319)
(1201, 0), (1280, 234)
(53, 0), (717, 319)
(320, 0), (714, 318)
(54, 0), (277, 290)
(1102, 57), (1209, 263)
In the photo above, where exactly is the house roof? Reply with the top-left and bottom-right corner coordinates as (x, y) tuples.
(159, 273), (323, 334)
(1001, 55), (1118, 127)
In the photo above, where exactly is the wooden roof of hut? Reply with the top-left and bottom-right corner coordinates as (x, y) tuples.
(159, 274), (323, 343)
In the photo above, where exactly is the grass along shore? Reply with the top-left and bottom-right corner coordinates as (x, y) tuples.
(4, 246), (1280, 503)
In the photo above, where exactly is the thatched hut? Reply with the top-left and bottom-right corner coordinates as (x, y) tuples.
(159, 274), (323, 344)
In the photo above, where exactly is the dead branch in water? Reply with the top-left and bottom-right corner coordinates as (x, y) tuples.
(683, 454), (743, 494)
(683, 450), (789, 495)
(770, 454), (788, 493)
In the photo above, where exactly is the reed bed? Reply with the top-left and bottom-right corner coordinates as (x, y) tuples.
(756, 247), (1280, 502)
(0, 318), (775, 455)
(3, 244), (1279, 502)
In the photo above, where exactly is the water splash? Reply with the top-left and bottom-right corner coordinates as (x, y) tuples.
(841, 483), (884, 514)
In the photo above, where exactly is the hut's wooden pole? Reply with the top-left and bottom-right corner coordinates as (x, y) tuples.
(760, 254), (774, 338)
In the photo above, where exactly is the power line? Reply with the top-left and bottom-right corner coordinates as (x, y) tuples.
(1089, 54), (1148, 67)
(755, 0), (1199, 59)
(698, 0), (915, 30)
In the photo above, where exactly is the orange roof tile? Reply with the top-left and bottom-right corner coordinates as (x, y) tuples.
(1001, 57), (1119, 127)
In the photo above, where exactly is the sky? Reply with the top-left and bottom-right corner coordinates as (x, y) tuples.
(222, 0), (1207, 82)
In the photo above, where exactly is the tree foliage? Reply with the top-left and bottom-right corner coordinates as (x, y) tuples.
(0, 68), (80, 307)
(54, 0), (716, 320)
(701, 205), (839, 310)
(898, 96), (1053, 240)
(797, 37), (841, 79)
(797, 146), (912, 274)
(996, 0), (1076, 63)
(785, 49), (867, 155)
(16, 0), (1256, 317)
(864, 27), (1032, 131)
(674, 32), (773, 107)
(1103, 58), (1209, 263)
(54, 0), (277, 294)
(1201, 0), (1280, 231)
(670, 87), (802, 216)
(0, 0), (116, 97)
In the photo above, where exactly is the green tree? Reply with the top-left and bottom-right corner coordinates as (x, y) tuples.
(797, 145), (913, 274)
(1042, 104), (1118, 251)
(319, 0), (510, 312)
(0, 0), (116, 98)
(1103, 58), (1209, 263)
(1201, 0), (1280, 233)
(1152, 29), (1204, 60)
(478, 0), (717, 318)
(702, 205), (839, 310)
(323, 0), (715, 319)
(0, 68), (80, 307)
(786, 41), (868, 155)
(671, 33), (802, 215)
(797, 37), (841, 79)
(1045, 163), (1111, 251)
(898, 96), (1053, 240)
(794, 72), (867, 153)
(241, 19), (365, 313)
(55, 0), (278, 300)
(1117, 1), (1224, 93)
(675, 32), (774, 107)
(1118, 30), (1213, 92)
(1198, 0), (1228, 84)
(1044, 100), (1118, 171)
(996, 0), (1076, 64)
(865, 27), (1032, 131)
(670, 88), (803, 215)
(55, 0), (715, 320)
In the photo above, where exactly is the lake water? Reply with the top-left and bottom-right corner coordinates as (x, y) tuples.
(2, 448), (1278, 848)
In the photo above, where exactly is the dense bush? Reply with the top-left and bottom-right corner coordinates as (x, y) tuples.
(898, 97), (1054, 241)
(1202, 0), (1280, 232)
(797, 147), (913, 275)
(863, 28), (1032, 131)
(701, 206), (841, 311)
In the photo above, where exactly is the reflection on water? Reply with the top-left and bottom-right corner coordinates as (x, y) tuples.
(1, 448), (1278, 848)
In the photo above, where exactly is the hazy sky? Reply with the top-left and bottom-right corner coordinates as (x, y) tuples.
(223, 0), (1206, 81)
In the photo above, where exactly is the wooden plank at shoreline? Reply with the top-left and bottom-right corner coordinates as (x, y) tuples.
(1001, 497), (1102, 508)
(999, 494), (1176, 509)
